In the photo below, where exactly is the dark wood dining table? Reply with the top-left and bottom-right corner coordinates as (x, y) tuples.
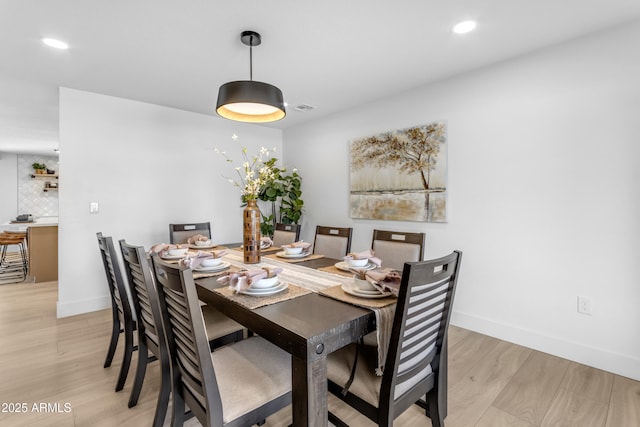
(195, 254), (377, 427)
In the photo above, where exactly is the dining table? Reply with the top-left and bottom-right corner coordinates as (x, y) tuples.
(194, 248), (387, 427)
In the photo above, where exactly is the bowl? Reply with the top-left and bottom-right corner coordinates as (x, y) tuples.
(201, 258), (222, 267)
(353, 277), (376, 291)
(251, 275), (279, 289)
(347, 258), (368, 267)
(168, 248), (188, 256)
(284, 246), (303, 255)
(194, 239), (212, 247)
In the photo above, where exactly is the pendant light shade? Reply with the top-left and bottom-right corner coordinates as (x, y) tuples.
(216, 31), (286, 123)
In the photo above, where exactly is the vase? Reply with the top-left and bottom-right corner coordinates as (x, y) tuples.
(243, 199), (261, 264)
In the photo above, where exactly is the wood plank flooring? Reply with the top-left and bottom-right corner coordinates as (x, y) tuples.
(0, 282), (638, 427)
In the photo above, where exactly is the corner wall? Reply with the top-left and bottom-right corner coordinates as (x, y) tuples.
(58, 88), (282, 318)
(283, 22), (640, 379)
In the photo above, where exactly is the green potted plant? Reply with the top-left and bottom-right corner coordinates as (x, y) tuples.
(32, 162), (47, 174)
(258, 158), (304, 237)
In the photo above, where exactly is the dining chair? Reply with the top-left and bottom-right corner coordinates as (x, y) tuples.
(271, 223), (301, 248)
(96, 232), (136, 392)
(119, 240), (247, 427)
(327, 250), (462, 427)
(149, 254), (292, 427)
(371, 229), (426, 271)
(169, 222), (211, 244)
(312, 225), (353, 259)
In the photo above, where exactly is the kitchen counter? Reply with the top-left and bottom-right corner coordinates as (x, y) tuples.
(1, 217), (59, 282)
(1, 216), (58, 231)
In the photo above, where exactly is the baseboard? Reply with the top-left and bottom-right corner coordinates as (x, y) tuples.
(57, 295), (111, 318)
(451, 310), (640, 381)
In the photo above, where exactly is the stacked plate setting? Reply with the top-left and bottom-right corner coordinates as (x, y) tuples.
(241, 276), (288, 296)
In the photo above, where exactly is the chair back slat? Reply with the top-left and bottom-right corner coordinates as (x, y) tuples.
(150, 254), (224, 426)
(381, 251), (462, 407)
(97, 233), (133, 327)
(119, 241), (160, 349)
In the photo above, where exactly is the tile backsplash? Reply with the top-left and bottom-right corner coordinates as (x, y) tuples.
(17, 155), (59, 218)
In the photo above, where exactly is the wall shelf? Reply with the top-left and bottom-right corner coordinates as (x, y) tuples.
(31, 174), (58, 179)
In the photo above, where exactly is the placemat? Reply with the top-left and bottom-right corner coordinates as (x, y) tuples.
(213, 283), (312, 310)
(192, 265), (243, 279)
(318, 284), (396, 308)
(317, 265), (353, 277)
(264, 253), (325, 264)
(319, 285), (397, 375)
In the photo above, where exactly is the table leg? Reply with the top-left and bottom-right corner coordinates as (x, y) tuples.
(292, 354), (328, 427)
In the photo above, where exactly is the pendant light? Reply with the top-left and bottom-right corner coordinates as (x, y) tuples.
(216, 31), (286, 123)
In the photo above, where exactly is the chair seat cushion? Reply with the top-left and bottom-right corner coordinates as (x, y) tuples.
(212, 336), (291, 424)
(327, 342), (432, 405)
(201, 305), (245, 340)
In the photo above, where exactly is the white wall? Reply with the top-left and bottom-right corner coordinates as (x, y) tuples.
(0, 152), (18, 224)
(58, 88), (282, 317)
(284, 22), (640, 380)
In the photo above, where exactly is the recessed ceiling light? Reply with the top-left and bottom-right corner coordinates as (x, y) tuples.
(452, 20), (477, 35)
(42, 38), (69, 50)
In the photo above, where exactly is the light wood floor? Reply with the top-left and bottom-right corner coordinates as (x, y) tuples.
(0, 282), (638, 427)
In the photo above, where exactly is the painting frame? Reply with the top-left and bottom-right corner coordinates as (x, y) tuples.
(349, 121), (447, 223)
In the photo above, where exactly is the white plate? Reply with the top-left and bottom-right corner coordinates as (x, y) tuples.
(341, 284), (393, 299)
(335, 261), (377, 272)
(160, 253), (188, 260)
(193, 261), (230, 272)
(276, 250), (311, 259)
(260, 242), (272, 249)
(189, 243), (217, 249)
(240, 282), (289, 296)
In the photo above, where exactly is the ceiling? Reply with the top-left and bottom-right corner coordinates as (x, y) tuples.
(1, 1), (640, 156)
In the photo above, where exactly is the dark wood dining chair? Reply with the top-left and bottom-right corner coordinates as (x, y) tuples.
(327, 251), (462, 427)
(96, 232), (136, 392)
(371, 229), (426, 271)
(272, 223), (301, 248)
(149, 254), (292, 427)
(169, 222), (211, 244)
(313, 225), (353, 259)
(119, 240), (247, 427)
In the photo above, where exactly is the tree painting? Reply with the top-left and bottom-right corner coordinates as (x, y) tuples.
(349, 121), (447, 222)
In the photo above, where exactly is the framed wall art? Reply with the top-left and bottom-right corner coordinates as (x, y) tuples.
(349, 121), (447, 222)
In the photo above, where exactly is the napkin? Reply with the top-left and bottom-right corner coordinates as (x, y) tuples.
(281, 241), (312, 250)
(187, 234), (212, 245)
(179, 250), (227, 269)
(217, 267), (283, 293)
(261, 236), (273, 248)
(149, 243), (189, 257)
(343, 250), (382, 267)
(365, 268), (402, 296)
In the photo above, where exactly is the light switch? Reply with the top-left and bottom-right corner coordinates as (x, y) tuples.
(90, 202), (99, 214)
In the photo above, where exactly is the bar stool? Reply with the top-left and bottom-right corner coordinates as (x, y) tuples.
(0, 232), (28, 277)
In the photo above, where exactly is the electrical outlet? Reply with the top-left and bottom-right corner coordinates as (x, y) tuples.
(577, 296), (593, 315)
(90, 202), (99, 214)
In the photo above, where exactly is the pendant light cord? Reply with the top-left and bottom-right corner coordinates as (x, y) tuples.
(249, 34), (253, 81)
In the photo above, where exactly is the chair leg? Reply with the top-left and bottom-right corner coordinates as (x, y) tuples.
(425, 389), (443, 427)
(152, 352), (171, 427)
(170, 384), (185, 427)
(115, 324), (134, 392)
(104, 315), (120, 368)
(128, 339), (149, 407)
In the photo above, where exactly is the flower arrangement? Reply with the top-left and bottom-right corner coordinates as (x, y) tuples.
(215, 145), (277, 201)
